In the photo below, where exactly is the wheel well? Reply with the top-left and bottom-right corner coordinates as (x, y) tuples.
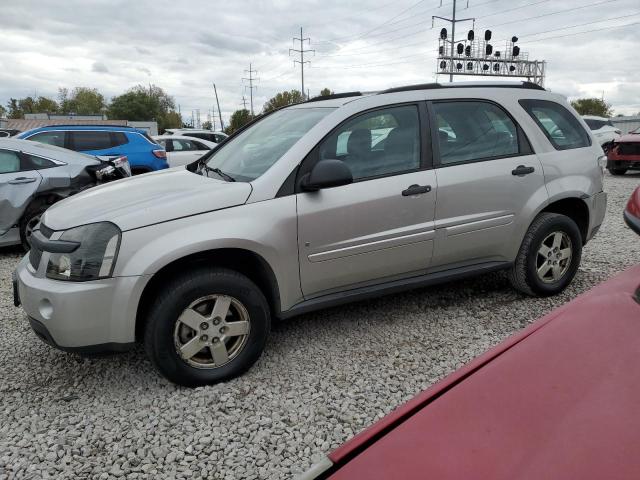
(135, 249), (281, 341)
(131, 167), (152, 175)
(540, 197), (589, 243)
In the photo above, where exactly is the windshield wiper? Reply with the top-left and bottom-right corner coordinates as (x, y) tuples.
(202, 164), (236, 182)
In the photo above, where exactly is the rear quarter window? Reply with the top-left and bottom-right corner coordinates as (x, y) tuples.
(70, 131), (113, 151)
(112, 132), (129, 147)
(520, 99), (591, 150)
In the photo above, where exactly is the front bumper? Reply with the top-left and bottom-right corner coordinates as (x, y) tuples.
(14, 255), (144, 352)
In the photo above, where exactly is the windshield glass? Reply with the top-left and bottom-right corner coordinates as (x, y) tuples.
(204, 107), (334, 181)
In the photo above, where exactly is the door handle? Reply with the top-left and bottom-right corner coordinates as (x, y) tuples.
(402, 184), (432, 196)
(8, 177), (37, 184)
(512, 165), (535, 176)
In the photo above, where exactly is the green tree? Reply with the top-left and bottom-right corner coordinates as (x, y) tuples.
(570, 98), (613, 117)
(0, 104), (6, 118)
(225, 109), (252, 135)
(319, 88), (333, 97)
(7, 99), (21, 118)
(202, 120), (212, 130)
(5, 96), (58, 118)
(107, 84), (181, 132)
(263, 90), (304, 113)
(59, 87), (106, 115)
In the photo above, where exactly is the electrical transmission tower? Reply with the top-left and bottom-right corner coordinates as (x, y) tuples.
(240, 95), (248, 110)
(432, 0), (475, 82)
(242, 64), (258, 116)
(290, 27), (314, 100)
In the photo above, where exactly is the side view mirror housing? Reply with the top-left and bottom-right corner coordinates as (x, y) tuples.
(301, 159), (353, 191)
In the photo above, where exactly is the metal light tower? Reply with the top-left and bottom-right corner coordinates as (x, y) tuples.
(432, 0), (475, 82)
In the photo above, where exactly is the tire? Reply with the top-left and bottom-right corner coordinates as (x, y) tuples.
(508, 213), (582, 297)
(608, 168), (627, 176)
(143, 267), (270, 387)
(19, 204), (48, 251)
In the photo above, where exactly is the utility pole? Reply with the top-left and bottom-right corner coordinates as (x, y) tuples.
(213, 83), (224, 131)
(240, 95), (248, 110)
(242, 64), (258, 116)
(433, 0), (475, 82)
(290, 27), (314, 100)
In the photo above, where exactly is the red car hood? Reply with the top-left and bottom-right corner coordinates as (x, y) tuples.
(615, 133), (640, 143)
(326, 265), (640, 480)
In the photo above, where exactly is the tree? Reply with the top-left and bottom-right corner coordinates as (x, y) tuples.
(225, 109), (252, 135)
(59, 87), (106, 115)
(319, 88), (333, 97)
(7, 99), (21, 118)
(107, 84), (181, 132)
(0, 104), (6, 118)
(5, 96), (58, 118)
(570, 98), (613, 117)
(263, 90), (304, 113)
(202, 120), (212, 130)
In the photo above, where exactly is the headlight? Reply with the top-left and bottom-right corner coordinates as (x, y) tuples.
(46, 222), (121, 281)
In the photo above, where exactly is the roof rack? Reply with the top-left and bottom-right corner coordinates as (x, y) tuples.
(28, 123), (136, 129)
(380, 81), (545, 94)
(305, 91), (363, 103)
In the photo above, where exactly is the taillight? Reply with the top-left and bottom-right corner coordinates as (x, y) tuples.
(152, 149), (167, 159)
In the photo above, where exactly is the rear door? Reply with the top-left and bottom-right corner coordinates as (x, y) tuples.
(0, 149), (42, 234)
(296, 103), (437, 297)
(429, 99), (547, 268)
(68, 130), (125, 157)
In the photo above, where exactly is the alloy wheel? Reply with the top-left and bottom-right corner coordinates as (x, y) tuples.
(536, 231), (572, 283)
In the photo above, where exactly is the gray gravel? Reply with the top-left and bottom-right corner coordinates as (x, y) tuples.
(1, 173), (639, 479)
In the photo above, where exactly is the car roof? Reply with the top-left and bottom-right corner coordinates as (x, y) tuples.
(19, 125), (144, 135)
(324, 265), (640, 479)
(0, 138), (100, 165)
(582, 115), (609, 120)
(153, 135), (217, 146)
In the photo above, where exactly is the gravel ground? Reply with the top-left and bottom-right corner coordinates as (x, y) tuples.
(1, 173), (639, 480)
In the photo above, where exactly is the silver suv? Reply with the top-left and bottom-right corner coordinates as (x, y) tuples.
(14, 82), (607, 386)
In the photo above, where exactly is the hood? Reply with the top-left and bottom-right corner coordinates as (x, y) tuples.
(615, 133), (640, 143)
(42, 168), (252, 231)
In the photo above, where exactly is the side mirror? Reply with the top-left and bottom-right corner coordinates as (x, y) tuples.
(301, 159), (353, 191)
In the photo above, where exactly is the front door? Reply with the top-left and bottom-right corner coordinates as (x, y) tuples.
(428, 99), (547, 268)
(296, 103), (437, 297)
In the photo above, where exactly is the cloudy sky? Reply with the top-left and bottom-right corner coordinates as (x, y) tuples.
(1, 0), (639, 125)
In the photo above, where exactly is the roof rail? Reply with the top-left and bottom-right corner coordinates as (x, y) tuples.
(305, 92), (363, 103)
(29, 123), (135, 129)
(379, 81), (545, 94)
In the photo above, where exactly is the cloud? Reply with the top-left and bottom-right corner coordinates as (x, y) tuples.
(0, 0), (638, 121)
(92, 61), (109, 73)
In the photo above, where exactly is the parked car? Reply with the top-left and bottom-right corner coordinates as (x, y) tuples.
(13, 81), (606, 386)
(606, 127), (640, 175)
(17, 125), (168, 175)
(299, 188), (640, 480)
(0, 129), (20, 138)
(582, 115), (621, 148)
(163, 128), (228, 144)
(152, 135), (217, 167)
(0, 138), (130, 249)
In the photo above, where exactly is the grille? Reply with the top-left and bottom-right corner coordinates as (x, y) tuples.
(617, 143), (640, 156)
(28, 224), (53, 270)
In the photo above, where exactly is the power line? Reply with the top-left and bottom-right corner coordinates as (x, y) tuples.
(475, 0), (551, 19)
(289, 27), (314, 100)
(522, 19), (639, 43)
(242, 63), (258, 116)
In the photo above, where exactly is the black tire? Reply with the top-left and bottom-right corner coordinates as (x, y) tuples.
(508, 212), (582, 297)
(143, 268), (270, 387)
(608, 168), (627, 176)
(19, 204), (48, 251)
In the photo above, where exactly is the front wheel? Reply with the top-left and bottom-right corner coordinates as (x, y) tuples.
(19, 205), (48, 251)
(508, 213), (582, 297)
(144, 268), (270, 387)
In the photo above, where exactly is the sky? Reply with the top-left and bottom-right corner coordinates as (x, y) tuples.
(1, 0), (639, 126)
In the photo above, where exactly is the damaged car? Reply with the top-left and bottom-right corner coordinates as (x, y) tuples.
(0, 138), (130, 249)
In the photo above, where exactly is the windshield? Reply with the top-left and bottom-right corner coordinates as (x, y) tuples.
(204, 107), (334, 181)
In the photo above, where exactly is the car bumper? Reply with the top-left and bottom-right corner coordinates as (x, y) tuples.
(14, 255), (143, 352)
(624, 210), (640, 236)
(586, 191), (607, 243)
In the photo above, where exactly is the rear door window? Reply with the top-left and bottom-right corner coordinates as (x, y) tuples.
(431, 101), (520, 165)
(26, 131), (66, 148)
(70, 131), (113, 151)
(112, 132), (129, 146)
(520, 99), (591, 150)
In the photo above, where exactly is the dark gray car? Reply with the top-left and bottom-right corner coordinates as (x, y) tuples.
(0, 138), (130, 249)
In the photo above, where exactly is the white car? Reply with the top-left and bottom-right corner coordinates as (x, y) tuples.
(582, 116), (621, 147)
(163, 129), (228, 144)
(152, 135), (217, 167)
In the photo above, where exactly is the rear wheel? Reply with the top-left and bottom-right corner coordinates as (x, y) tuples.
(143, 268), (270, 387)
(608, 167), (627, 176)
(508, 213), (582, 296)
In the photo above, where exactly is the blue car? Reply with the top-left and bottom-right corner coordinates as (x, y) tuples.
(17, 125), (168, 174)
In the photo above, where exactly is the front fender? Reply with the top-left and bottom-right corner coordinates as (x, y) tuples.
(115, 196), (303, 311)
